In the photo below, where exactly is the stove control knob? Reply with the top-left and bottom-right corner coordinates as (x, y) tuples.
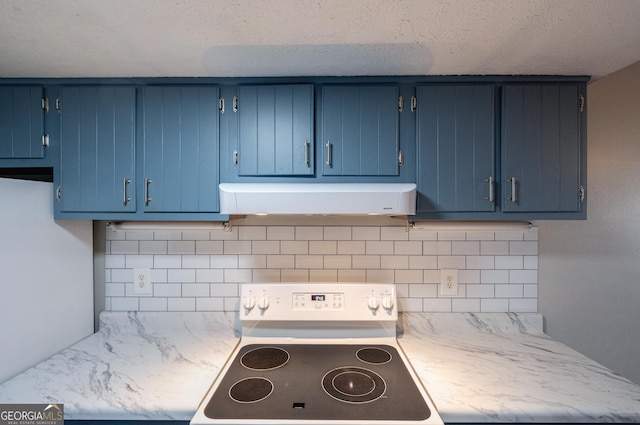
(382, 296), (394, 311)
(258, 296), (270, 310)
(243, 296), (256, 310)
(367, 296), (380, 311)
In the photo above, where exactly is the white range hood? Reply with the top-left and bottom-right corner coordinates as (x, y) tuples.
(219, 183), (416, 215)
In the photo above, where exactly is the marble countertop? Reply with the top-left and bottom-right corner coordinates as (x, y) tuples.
(1, 312), (639, 423)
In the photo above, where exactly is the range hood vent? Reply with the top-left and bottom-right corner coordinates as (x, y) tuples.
(219, 183), (416, 215)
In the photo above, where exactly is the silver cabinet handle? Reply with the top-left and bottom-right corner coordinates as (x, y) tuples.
(144, 178), (152, 205)
(123, 178), (131, 205)
(507, 177), (517, 203)
(304, 139), (310, 166)
(326, 140), (332, 166)
(485, 176), (494, 203)
(233, 150), (238, 166)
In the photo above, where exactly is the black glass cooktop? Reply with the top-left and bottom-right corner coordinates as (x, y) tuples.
(204, 344), (431, 421)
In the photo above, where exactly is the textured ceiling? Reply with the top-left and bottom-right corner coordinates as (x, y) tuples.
(2, 0), (640, 81)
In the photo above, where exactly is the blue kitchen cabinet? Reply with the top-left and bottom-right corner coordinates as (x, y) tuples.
(236, 84), (313, 176)
(0, 86), (48, 162)
(502, 84), (584, 213)
(321, 85), (400, 176)
(416, 85), (495, 212)
(139, 86), (219, 213)
(57, 86), (136, 213)
(140, 86), (220, 212)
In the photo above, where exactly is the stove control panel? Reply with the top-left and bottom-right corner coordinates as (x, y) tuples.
(293, 292), (344, 311)
(240, 283), (397, 321)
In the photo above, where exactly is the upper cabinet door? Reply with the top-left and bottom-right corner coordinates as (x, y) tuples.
(321, 85), (399, 176)
(58, 86), (136, 213)
(140, 86), (220, 213)
(502, 85), (583, 213)
(0, 86), (46, 159)
(416, 85), (495, 212)
(237, 84), (313, 176)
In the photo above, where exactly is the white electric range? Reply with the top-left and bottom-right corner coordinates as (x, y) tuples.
(191, 283), (443, 425)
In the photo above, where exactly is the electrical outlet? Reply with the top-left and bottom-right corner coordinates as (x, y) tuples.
(440, 268), (459, 296)
(133, 268), (152, 295)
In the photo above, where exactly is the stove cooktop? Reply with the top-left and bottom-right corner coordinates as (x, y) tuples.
(203, 343), (431, 421)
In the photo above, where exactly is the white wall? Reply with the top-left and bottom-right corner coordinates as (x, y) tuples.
(538, 60), (640, 384)
(0, 178), (94, 383)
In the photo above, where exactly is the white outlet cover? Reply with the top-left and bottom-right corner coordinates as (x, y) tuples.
(133, 268), (152, 295)
(440, 268), (459, 296)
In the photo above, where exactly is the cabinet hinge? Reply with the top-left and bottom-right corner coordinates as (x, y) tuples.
(233, 96), (238, 112)
(398, 150), (404, 166)
(55, 98), (61, 112)
(41, 97), (49, 112)
(219, 98), (224, 113)
(579, 185), (585, 203)
(398, 96), (403, 112)
(42, 134), (49, 148)
(579, 95), (585, 113)
(56, 186), (62, 202)
(411, 96), (417, 112)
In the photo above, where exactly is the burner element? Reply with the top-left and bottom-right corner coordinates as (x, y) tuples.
(322, 367), (386, 403)
(356, 347), (392, 364)
(240, 346), (290, 370)
(229, 377), (273, 403)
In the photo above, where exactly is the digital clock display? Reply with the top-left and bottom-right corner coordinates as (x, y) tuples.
(311, 294), (325, 301)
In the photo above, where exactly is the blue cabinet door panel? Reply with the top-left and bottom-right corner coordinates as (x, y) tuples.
(0, 86), (45, 159)
(321, 85), (399, 176)
(502, 85), (581, 212)
(59, 86), (136, 213)
(141, 86), (219, 213)
(417, 85), (495, 212)
(238, 84), (313, 176)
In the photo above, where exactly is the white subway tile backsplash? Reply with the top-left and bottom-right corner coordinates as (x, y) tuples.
(182, 284), (210, 297)
(495, 255), (523, 270)
(337, 241), (366, 255)
(296, 226), (324, 241)
(466, 284), (495, 298)
(239, 226), (266, 241)
(252, 241), (280, 255)
(196, 297), (224, 311)
(452, 241), (480, 255)
(394, 241), (423, 255)
(480, 241), (510, 255)
(223, 241), (252, 254)
(381, 255), (408, 270)
(309, 241), (337, 255)
(481, 298), (509, 312)
(509, 241), (538, 255)
(195, 241), (224, 254)
(182, 255), (210, 269)
(423, 241), (452, 255)
(154, 255), (182, 269)
(168, 298), (196, 311)
(452, 298), (480, 312)
(103, 224), (538, 314)
(139, 241), (168, 255)
(324, 226), (351, 240)
(352, 227), (380, 241)
(168, 240), (195, 254)
(365, 241), (394, 255)
(111, 241), (139, 254)
(509, 298), (537, 312)
(140, 297), (168, 311)
(481, 269), (509, 284)
(267, 226), (295, 240)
